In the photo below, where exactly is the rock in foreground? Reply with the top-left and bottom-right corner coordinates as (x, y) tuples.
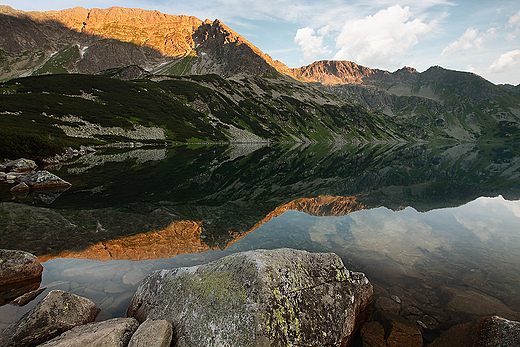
(38, 318), (139, 347)
(127, 248), (373, 347)
(0, 290), (100, 347)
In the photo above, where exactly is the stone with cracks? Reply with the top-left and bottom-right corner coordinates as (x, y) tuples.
(0, 290), (100, 347)
(38, 318), (139, 347)
(127, 248), (373, 347)
(128, 318), (173, 347)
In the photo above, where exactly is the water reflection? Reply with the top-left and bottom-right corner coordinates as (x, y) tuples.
(1, 142), (520, 338)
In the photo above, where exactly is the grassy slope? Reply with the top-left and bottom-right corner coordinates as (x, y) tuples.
(0, 73), (408, 159)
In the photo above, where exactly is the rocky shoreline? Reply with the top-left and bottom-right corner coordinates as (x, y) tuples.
(0, 248), (519, 346)
(0, 158), (72, 192)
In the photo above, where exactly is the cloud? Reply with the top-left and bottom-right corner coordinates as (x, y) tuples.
(440, 27), (496, 57)
(508, 10), (520, 28)
(332, 5), (436, 68)
(488, 49), (520, 73)
(294, 27), (331, 63)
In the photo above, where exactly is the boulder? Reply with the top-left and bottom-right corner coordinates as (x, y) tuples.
(0, 290), (100, 347)
(0, 249), (43, 286)
(21, 170), (72, 190)
(360, 321), (387, 347)
(428, 320), (479, 347)
(127, 248), (373, 347)
(4, 158), (37, 172)
(38, 318), (139, 347)
(474, 316), (520, 347)
(128, 318), (173, 347)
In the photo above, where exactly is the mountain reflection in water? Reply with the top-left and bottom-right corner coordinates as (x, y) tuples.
(1, 142), (520, 339)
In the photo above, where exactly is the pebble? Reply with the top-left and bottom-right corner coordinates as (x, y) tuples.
(417, 320), (428, 329)
(391, 294), (402, 303)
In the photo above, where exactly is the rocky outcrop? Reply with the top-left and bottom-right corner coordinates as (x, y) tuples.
(0, 290), (100, 347)
(289, 60), (388, 85)
(127, 248), (372, 347)
(0, 249), (43, 286)
(38, 317), (139, 347)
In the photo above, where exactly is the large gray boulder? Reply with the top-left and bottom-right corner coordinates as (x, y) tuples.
(38, 318), (139, 347)
(0, 290), (100, 347)
(127, 248), (373, 347)
(0, 249), (43, 286)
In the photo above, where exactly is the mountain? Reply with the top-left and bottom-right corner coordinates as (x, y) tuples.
(1, 5), (520, 152)
(0, 5), (288, 79)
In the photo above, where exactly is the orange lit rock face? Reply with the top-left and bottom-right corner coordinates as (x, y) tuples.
(39, 220), (210, 262)
(27, 7), (203, 57)
(19, 6), (285, 75)
(39, 196), (370, 262)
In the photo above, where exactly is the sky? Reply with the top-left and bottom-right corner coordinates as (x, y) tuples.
(2, 0), (520, 85)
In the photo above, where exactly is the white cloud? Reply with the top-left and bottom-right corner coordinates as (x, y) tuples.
(508, 10), (520, 28)
(332, 5), (436, 68)
(488, 49), (520, 73)
(294, 27), (331, 63)
(440, 27), (496, 57)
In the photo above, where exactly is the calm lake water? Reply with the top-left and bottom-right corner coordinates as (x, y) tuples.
(1, 142), (520, 342)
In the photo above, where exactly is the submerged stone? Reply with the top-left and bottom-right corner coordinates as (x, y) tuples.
(127, 248), (373, 347)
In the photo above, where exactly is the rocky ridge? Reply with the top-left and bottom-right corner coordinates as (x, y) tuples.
(0, 6), (286, 80)
(1, 6), (520, 146)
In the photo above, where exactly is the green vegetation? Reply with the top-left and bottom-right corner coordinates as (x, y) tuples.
(2, 70), (518, 161)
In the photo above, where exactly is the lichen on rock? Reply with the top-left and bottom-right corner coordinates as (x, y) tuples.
(127, 248), (373, 347)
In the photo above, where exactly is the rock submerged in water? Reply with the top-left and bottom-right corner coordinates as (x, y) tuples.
(127, 248), (373, 347)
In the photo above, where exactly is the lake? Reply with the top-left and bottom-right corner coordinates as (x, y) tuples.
(1, 142), (520, 343)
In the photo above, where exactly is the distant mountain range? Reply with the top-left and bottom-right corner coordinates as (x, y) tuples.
(1, 5), (520, 158)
